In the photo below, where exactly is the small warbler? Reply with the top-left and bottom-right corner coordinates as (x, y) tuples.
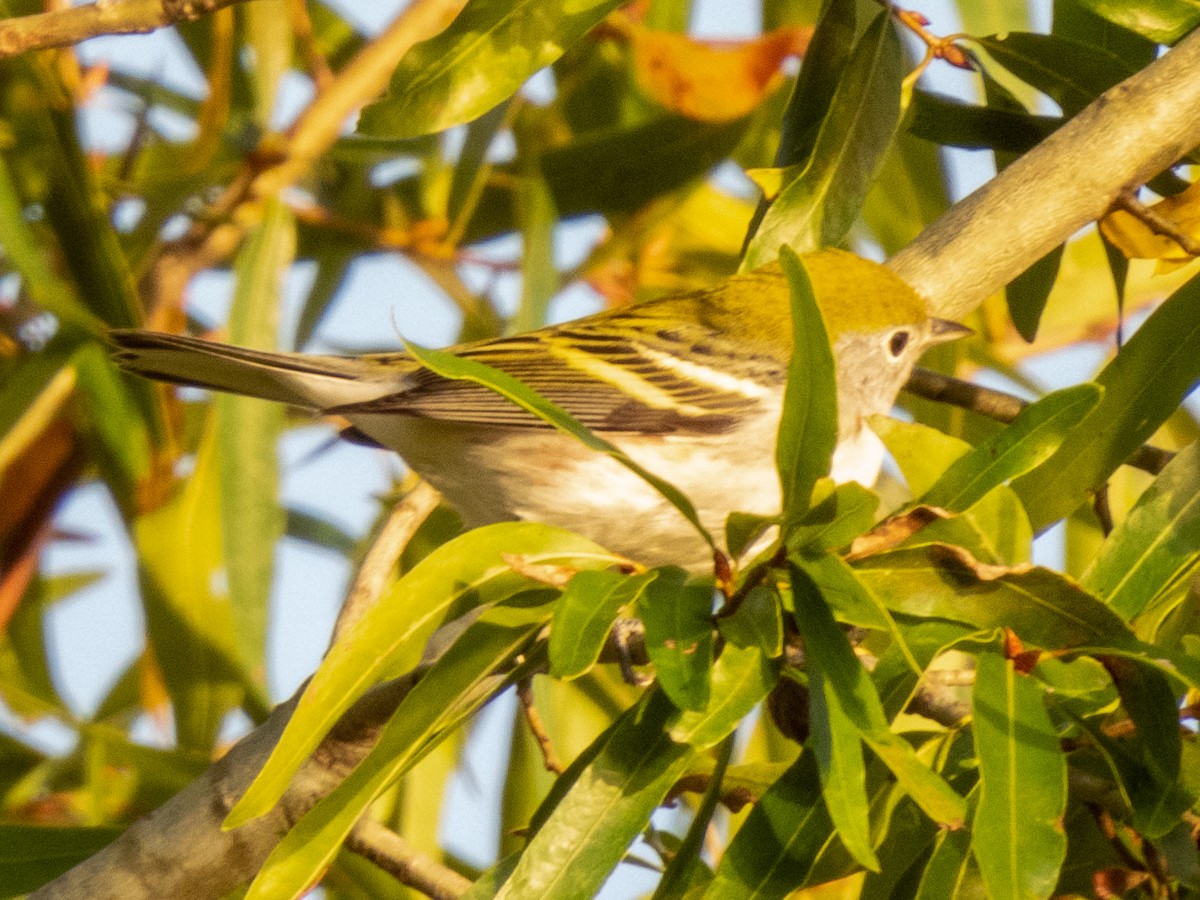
(111, 249), (968, 568)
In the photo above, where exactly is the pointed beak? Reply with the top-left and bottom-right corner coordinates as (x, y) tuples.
(929, 318), (973, 344)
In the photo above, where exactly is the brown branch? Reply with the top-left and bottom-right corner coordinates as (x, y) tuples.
(345, 820), (471, 900)
(330, 480), (441, 647)
(516, 678), (563, 775)
(0, 0), (250, 58)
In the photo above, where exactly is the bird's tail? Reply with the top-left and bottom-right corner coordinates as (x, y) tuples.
(108, 329), (411, 410)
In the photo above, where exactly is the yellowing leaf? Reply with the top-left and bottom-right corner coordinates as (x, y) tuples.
(630, 25), (811, 122)
(1100, 180), (1200, 269)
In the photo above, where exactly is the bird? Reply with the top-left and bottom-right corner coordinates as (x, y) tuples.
(110, 249), (969, 570)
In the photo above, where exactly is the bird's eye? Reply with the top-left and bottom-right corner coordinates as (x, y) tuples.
(887, 330), (911, 358)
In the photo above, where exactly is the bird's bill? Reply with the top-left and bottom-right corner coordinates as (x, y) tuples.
(929, 318), (974, 343)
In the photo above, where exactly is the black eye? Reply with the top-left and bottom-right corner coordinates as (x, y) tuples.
(888, 330), (911, 358)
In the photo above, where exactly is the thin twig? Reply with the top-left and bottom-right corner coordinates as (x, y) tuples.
(346, 819), (470, 900)
(286, 0), (335, 92)
(1114, 188), (1200, 257)
(0, 0), (251, 58)
(330, 480), (441, 647)
(142, 0), (470, 315)
(516, 678), (563, 775)
(903, 367), (1177, 476)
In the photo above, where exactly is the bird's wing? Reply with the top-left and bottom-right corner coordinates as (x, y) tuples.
(339, 317), (783, 435)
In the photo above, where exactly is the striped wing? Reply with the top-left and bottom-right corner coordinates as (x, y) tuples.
(337, 316), (784, 435)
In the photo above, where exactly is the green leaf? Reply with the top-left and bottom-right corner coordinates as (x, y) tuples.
(493, 690), (693, 900)
(1101, 657), (1187, 836)
(705, 751), (831, 898)
(975, 32), (1136, 116)
(922, 384), (1102, 513)
(405, 341), (716, 552)
(135, 421), (247, 751)
(637, 569), (715, 712)
(1007, 245), (1064, 342)
(785, 480), (880, 555)
(285, 507), (358, 556)
(228, 522), (620, 827)
(70, 341), (153, 489)
(669, 643), (779, 749)
(1082, 440), (1200, 621)
(0, 825), (123, 894)
(853, 545), (1135, 649)
(971, 652), (1067, 900)
(513, 163), (559, 334)
(720, 584), (783, 657)
(790, 565), (967, 826)
(550, 570), (656, 679)
(915, 822), (983, 900)
(1014, 272), (1200, 528)
(0, 156), (100, 334)
(808, 666), (880, 872)
(772, 0), (857, 169)
(652, 735), (733, 900)
(775, 247), (838, 532)
(539, 114), (750, 218)
(876, 418), (1035, 563)
(358, 0), (625, 139)
(797, 550), (920, 674)
(216, 198), (294, 682)
(1077, 0), (1200, 44)
(908, 89), (1059, 154)
(246, 599), (553, 900)
(743, 11), (903, 267)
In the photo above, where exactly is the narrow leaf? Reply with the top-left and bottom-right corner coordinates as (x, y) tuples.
(228, 523), (619, 827)
(1082, 440), (1200, 621)
(971, 653), (1067, 900)
(1015, 272), (1200, 529)
(743, 12), (903, 267)
(216, 198), (294, 682)
(922, 384), (1102, 513)
(246, 600), (553, 900)
(706, 751), (831, 898)
(791, 565), (967, 826)
(637, 569), (715, 712)
(494, 690), (693, 900)
(808, 667), (880, 871)
(776, 246), (838, 531)
(358, 0), (625, 139)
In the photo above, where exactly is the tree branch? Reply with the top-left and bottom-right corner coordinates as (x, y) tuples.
(345, 820), (471, 900)
(887, 28), (1200, 319)
(0, 0), (250, 58)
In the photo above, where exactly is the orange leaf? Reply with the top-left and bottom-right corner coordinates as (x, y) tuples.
(1100, 180), (1200, 268)
(631, 25), (812, 122)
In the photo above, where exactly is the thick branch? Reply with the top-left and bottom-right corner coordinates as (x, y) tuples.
(0, 0), (249, 58)
(888, 28), (1200, 318)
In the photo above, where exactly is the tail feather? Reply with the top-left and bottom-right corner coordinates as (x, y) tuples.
(108, 329), (409, 410)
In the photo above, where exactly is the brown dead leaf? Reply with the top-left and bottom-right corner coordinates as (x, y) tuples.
(631, 25), (812, 121)
(927, 543), (1034, 581)
(845, 505), (950, 561)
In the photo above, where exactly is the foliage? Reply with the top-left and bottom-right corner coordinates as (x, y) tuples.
(1, 0), (1200, 897)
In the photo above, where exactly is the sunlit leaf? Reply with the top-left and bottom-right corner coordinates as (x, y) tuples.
(358, 0), (626, 139)
(743, 11), (903, 267)
(971, 652), (1067, 900)
(228, 523), (620, 827)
